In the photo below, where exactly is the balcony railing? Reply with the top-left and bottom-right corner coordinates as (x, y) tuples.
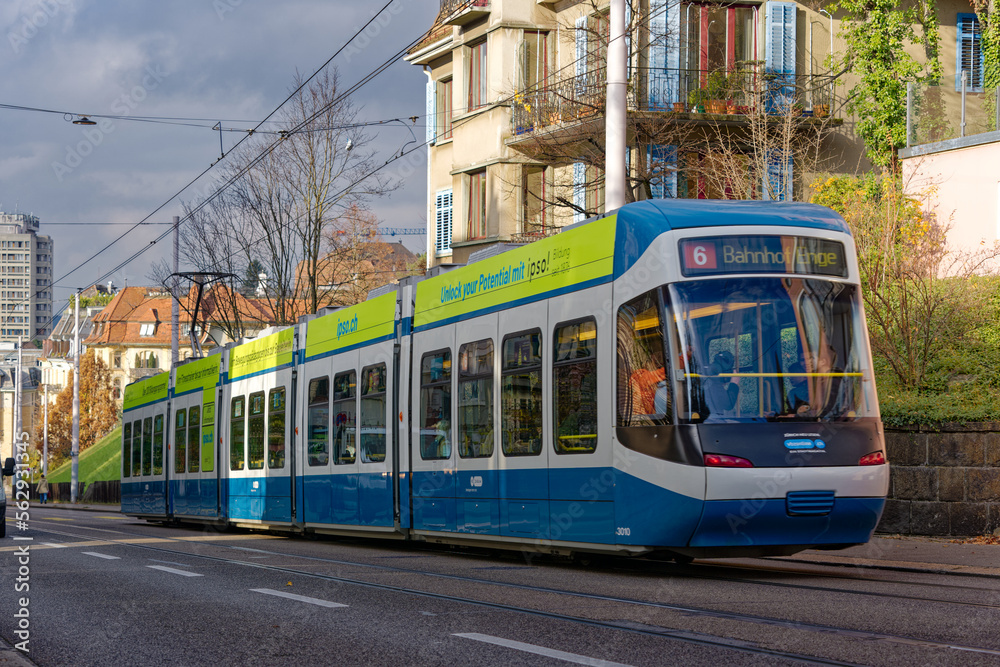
(511, 66), (839, 136)
(440, 0), (489, 25)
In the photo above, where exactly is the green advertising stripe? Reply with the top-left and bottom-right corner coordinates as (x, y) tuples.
(305, 291), (396, 359)
(174, 354), (222, 396)
(414, 216), (616, 328)
(229, 326), (295, 380)
(123, 372), (170, 412)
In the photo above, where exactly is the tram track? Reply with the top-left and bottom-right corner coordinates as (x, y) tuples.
(26, 520), (1000, 663)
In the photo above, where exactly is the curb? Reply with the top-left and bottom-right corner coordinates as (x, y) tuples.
(0, 641), (35, 667)
(776, 553), (1000, 579)
(33, 503), (120, 514)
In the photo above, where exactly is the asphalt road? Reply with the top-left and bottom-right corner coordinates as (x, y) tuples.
(2, 507), (999, 666)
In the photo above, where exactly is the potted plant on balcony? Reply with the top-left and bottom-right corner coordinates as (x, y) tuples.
(688, 87), (707, 113)
(706, 71), (728, 114)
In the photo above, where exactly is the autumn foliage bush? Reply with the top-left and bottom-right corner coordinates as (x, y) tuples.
(812, 174), (1000, 426)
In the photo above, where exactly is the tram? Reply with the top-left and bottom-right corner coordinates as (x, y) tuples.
(121, 199), (888, 559)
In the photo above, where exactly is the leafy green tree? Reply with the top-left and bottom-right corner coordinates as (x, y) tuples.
(833, 0), (930, 171)
(812, 174), (999, 391)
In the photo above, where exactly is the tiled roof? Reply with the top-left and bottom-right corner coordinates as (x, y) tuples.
(82, 285), (278, 347)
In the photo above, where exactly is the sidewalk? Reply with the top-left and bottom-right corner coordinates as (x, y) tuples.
(28, 502), (1000, 577)
(780, 535), (1000, 578)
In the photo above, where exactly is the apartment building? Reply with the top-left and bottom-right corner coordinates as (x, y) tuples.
(0, 212), (54, 343)
(407, 0), (988, 268)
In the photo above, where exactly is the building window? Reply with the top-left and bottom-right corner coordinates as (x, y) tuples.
(957, 13), (984, 92)
(114, 352), (122, 368)
(467, 170), (487, 239)
(437, 78), (453, 139)
(519, 31), (548, 90)
(522, 166), (548, 234)
(468, 40), (488, 111)
(435, 189), (453, 255)
(139, 323), (156, 337)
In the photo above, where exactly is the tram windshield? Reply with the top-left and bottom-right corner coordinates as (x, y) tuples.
(669, 278), (878, 423)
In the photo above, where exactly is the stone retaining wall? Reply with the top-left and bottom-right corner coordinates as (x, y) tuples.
(878, 423), (1000, 536)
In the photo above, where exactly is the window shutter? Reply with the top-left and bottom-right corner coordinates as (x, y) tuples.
(435, 189), (452, 253)
(648, 0), (680, 110)
(956, 14), (984, 92)
(426, 79), (436, 144)
(763, 150), (793, 201)
(765, 2), (797, 114)
(573, 162), (586, 223)
(647, 145), (677, 199)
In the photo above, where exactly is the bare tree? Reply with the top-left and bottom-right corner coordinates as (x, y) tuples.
(155, 68), (397, 325)
(308, 203), (423, 306)
(503, 1), (841, 224)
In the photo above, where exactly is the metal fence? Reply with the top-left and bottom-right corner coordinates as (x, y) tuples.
(511, 66), (839, 135)
(907, 80), (1000, 147)
(440, 0), (487, 15)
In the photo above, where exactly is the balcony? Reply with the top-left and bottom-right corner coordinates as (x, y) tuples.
(509, 66), (841, 142)
(440, 0), (489, 26)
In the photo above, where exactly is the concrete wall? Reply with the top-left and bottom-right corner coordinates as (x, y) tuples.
(902, 134), (1000, 262)
(879, 423), (1000, 536)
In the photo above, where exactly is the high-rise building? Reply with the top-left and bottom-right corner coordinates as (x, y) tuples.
(0, 213), (54, 345)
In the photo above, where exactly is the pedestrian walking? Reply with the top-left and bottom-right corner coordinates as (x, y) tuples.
(38, 474), (49, 505)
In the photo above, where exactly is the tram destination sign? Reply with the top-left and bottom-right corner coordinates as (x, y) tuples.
(679, 235), (848, 277)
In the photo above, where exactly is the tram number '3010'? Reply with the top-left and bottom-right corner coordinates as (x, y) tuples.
(615, 527), (631, 537)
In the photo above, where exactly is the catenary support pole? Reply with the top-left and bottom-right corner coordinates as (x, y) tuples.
(172, 215), (179, 368)
(71, 291), (80, 503)
(604, 0), (627, 212)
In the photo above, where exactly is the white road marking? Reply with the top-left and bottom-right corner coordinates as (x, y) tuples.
(83, 552), (120, 560)
(147, 565), (203, 577)
(250, 589), (347, 608)
(41, 542), (68, 548)
(454, 633), (634, 667)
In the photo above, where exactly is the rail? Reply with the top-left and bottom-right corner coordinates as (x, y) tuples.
(511, 66), (840, 135)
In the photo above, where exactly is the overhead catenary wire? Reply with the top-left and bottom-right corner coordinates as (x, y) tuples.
(11, 0), (441, 338)
(24, 0), (624, 337)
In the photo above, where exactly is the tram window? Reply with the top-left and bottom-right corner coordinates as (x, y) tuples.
(420, 349), (452, 460)
(230, 396), (245, 470)
(501, 330), (542, 457)
(153, 415), (164, 476)
(248, 392), (265, 470)
(130, 420), (141, 476)
(141, 418), (152, 476)
(174, 411), (186, 474)
(268, 387), (286, 469)
(122, 422), (131, 478)
(458, 340), (494, 459)
(202, 403), (214, 473)
(360, 365), (386, 463)
(307, 377), (330, 466)
(333, 371), (357, 465)
(188, 406), (201, 473)
(554, 319), (598, 454)
(616, 290), (670, 427)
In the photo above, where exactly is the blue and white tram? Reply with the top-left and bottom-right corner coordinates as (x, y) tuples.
(122, 199), (888, 559)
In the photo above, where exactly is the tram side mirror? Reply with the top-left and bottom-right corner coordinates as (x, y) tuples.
(1, 457), (14, 476)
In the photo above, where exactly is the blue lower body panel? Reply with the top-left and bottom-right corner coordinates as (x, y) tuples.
(301, 473), (393, 528)
(227, 476), (292, 523)
(170, 479), (219, 519)
(689, 497), (886, 547)
(122, 480), (167, 517)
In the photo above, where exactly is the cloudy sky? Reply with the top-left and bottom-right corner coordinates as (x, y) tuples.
(0, 0), (437, 310)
